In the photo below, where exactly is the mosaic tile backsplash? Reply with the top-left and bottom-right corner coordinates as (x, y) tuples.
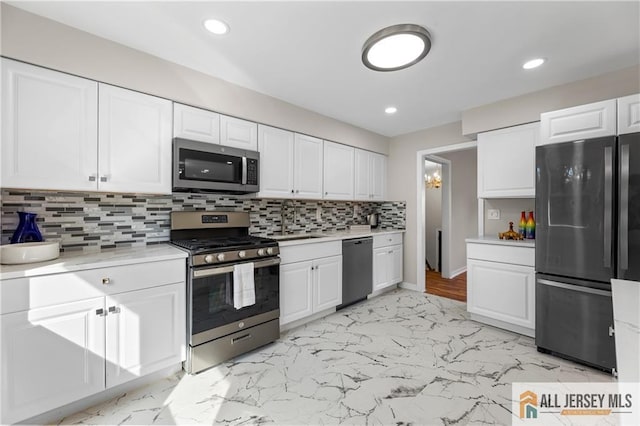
(0, 190), (405, 253)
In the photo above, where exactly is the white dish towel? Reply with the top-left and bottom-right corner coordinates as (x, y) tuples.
(233, 262), (255, 309)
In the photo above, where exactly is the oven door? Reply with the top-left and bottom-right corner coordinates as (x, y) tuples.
(173, 138), (259, 193)
(189, 257), (280, 346)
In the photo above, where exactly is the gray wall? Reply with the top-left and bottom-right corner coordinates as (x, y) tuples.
(424, 161), (441, 270)
(483, 198), (535, 237)
(462, 65), (640, 136)
(0, 4), (389, 155)
(440, 149), (478, 275)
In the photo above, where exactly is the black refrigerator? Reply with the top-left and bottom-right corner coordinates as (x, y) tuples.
(535, 132), (640, 373)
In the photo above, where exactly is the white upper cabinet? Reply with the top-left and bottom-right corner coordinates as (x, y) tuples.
(539, 99), (616, 145)
(173, 103), (220, 144)
(98, 84), (172, 194)
(477, 122), (538, 198)
(294, 133), (324, 199)
(220, 115), (258, 150)
(354, 149), (386, 201)
(323, 141), (354, 200)
(258, 125), (295, 197)
(1, 58), (98, 191)
(257, 127), (323, 199)
(617, 94), (640, 135)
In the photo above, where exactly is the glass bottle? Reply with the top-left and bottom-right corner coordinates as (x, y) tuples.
(525, 211), (536, 239)
(518, 211), (527, 238)
(10, 212), (43, 243)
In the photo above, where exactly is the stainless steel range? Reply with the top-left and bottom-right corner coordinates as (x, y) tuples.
(170, 211), (280, 374)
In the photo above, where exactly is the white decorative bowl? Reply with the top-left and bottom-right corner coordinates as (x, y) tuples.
(0, 242), (60, 265)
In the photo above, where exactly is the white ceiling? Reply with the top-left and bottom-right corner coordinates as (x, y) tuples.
(9, 1), (640, 137)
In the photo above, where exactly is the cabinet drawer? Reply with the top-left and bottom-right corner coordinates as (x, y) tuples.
(1, 259), (186, 314)
(279, 241), (341, 265)
(467, 243), (534, 267)
(373, 233), (403, 248)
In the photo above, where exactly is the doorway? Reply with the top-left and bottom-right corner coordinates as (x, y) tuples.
(415, 141), (477, 301)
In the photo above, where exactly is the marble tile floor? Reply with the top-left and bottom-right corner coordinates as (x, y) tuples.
(55, 289), (613, 426)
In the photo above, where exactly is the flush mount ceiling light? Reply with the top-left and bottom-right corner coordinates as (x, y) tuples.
(362, 24), (431, 72)
(522, 58), (545, 69)
(204, 18), (229, 35)
(385, 106), (398, 114)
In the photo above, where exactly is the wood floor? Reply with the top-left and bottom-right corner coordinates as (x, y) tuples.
(425, 270), (467, 302)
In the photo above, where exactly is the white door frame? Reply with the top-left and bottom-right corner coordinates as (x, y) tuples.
(415, 141), (477, 293)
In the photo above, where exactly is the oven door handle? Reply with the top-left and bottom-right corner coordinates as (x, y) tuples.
(193, 257), (281, 278)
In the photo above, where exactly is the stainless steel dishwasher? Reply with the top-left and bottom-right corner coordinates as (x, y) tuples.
(338, 237), (373, 309)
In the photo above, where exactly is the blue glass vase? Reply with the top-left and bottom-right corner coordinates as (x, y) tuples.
(10, 212), (43, 243)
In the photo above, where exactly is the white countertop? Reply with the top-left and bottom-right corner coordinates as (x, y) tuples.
(0, 244), (188, 280)
(271, 229), (405, 247)
(466, 235), (535, 248)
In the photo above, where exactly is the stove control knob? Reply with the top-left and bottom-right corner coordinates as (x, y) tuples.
(217, 253), (226, 262)
(204, 254), (214, 264)
(257, 248), (266, 256)
(238, 251), (246, 259)
(266, 247), (274, 255)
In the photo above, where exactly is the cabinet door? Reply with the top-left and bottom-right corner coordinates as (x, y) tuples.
(371, 152), (386, 200)
(373, 247), (390, 292)
(98, 84), (172, 194)
(220, 115), (258, 150)
(294, 133), (324, 199)
(105, 283), (185, 388)
(1, 58), (98, 191)
(279, 261), (313, 325)
(0, 298), (105, 425)
(477, 122), (538, 198)
(173, 103), (220, 144)
(617, 94), (640, 135)
(467, 259), (535, 330)
(389, 245), (403, 284)
(323, 141), (354, 200)
(258, 125), (295, 197)
(354, 149), (371, 200)
(313, 255), (342, 312)
(540, 99), (616, 145)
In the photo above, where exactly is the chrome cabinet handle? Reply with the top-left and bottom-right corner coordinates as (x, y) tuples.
(325, 192), (328, 195)
(88, 175), (97, 182)
(296, 189), (299, 194)
(102, 278), (111, 285)
(291, 189), (294, 194)
(96, 308), (107, 317)
(108, 306), (121, 314)
(100, 176), (108, 182)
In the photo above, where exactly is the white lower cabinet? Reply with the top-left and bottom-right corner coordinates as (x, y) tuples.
(372, 233), (404, 292)
(105, 283), (185, 388)
(0, 298), (105, 425)
(0, 258), (186, 424)
(466, 241), (535, 337)
(279, 242), (342, 326)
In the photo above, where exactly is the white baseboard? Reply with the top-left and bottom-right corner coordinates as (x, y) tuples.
(398, 281), (419, 291)
(280, 307), (336, 332)
(447, 266), (467, 279)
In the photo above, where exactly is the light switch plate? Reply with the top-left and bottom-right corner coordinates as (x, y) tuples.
(488, 209), (501, 220)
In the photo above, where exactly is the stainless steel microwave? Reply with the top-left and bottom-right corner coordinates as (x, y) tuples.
(172, 138), (259, 194)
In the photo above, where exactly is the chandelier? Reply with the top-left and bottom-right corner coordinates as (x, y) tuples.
(425, 168), (441, 189)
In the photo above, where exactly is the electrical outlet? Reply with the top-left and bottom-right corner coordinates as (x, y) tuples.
(316, 207), (322, 221)
(488, 209), (501, 220)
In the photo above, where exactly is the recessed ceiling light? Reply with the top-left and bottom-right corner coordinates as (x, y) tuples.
(362, 24), (432, 72)
(204, 18), (229, 35)
(522, 58), (545, 70)
(385, 106), (398, 114)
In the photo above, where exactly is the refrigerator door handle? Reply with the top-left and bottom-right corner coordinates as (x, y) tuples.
(620, 143), (630, 271)
(537, 278), (612, 297)
(603, 146), (613, 269)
